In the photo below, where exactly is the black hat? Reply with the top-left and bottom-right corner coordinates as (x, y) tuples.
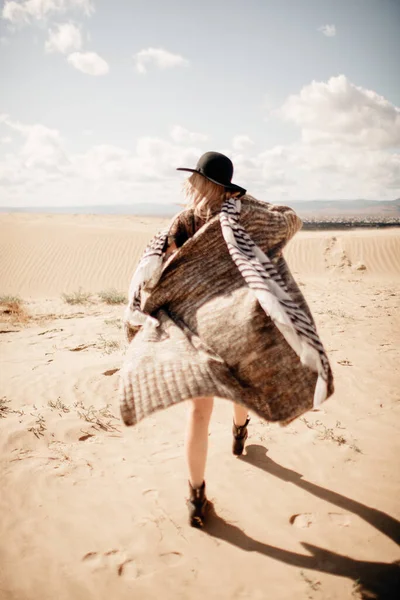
(177, 151), (246, 196)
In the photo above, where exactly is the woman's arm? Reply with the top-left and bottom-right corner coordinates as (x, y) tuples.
(163, 237), (178, 260)
(163, 209), (196, 255)
(262, 204), (302, 255)
(268, 204), (302, 243)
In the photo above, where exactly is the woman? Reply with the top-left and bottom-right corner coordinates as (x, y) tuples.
(169, 154), (254, 526)
(121, 152), (334, 528)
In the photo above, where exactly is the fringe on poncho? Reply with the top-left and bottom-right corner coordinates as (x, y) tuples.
(120, 196), (334, 426)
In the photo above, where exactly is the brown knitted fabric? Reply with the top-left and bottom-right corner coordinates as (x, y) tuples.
(120, 196), (334, 426)
(167, 210), (206, 248)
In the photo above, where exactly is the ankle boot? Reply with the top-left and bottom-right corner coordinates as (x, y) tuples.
(232, 417), (250, 456)
(187, 481), (208, 528)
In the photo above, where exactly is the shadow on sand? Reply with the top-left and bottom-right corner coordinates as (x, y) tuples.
(204, 444), (400, 600)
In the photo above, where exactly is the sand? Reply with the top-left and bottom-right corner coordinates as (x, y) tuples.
(0, 214), (399, 600)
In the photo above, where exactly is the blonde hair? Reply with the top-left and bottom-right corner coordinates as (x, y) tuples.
(183, 172), (234, 219)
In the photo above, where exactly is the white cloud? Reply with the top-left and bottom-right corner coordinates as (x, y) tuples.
(133, 47), (189, 74)
(259, 76), (400, 198)
(67, 51), (109, 75)
(0, 114), (204, 205)
(170, 125), (208, 144)
(235, 74), (400, 199)
(2, 1), (28, 25)
(1, 104), (399, 207)
(1, 136), (13, 143)
(232, 135), (254, 151)
(318, 24), (336, 37)
(250, 138), (400, 200)
(132, 137), (201, 179)
(2, 0), (94, 25)
(0, 114), (68, 169)
(45, 22), (82, 53)
(278, 75), (400, 150)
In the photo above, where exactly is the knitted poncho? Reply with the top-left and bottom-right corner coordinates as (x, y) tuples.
(120, 196), (334, 426)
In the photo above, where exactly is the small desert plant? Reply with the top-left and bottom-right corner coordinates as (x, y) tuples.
(0, 294), (23, 305)
(75, 402), (119, 432)
(350, 443), (362, 454)
(97, 334), (121, 354)
(104, 318), (123, 329)
(28, 414), (47, 438)
(301, 418), (347, 446)
(98, 288), (127, 305)
(317, 423), (347, 446)
(326, 309), (355, 320)
(62, 288), (91, 305)
(48, 398), (70, 413)
(0, 397), (24, 418)
(300, 571), (321, 592)
(0, 397), (11, 418)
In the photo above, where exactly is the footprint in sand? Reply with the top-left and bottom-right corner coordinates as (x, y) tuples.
(337, 359), (353, 366)
(117, 558), (138, 577)
(158, 551), (183, 567)
(82, 550), (138, 578)
(82, 548), (183, 579)
(290, 513), (316, 528)
(328, 512), (351, 527)
(142, 488), (159, 501)
(290, 512), (351, 528)
(82, 489), (184, 578)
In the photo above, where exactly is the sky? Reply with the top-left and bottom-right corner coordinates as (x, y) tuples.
(0, 0), (399, 207)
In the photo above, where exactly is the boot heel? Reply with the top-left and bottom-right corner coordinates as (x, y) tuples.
(187, 481), (208, 528)
(232, 417), (250, 456)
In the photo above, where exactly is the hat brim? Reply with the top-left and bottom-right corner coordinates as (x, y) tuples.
(177, 168), (246, 197)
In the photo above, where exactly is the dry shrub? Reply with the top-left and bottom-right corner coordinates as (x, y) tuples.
(0, 295), (30, 324)
(98, 288), (127, 304)
(104, 318), (122, 329)
(0, 397), (11, 418)
(62, 288), (92, 305)
(97, 334), (121, 354)
(75, 401), (119, 432)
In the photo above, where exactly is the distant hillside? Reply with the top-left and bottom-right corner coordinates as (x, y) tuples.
(0, 203), (179, 217)
(289, 198), (400, 217)
(1, 199), (399, 218)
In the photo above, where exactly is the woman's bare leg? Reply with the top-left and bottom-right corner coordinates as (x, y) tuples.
(233, 403), (248, 427)
(185, 397), (214, 489)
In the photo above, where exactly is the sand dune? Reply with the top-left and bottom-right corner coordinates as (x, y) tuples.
(1, 214), (399, 298)
(285, 229), (400, 279)
(1, 214), (399, 600)
(0, 214), (169, 298)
